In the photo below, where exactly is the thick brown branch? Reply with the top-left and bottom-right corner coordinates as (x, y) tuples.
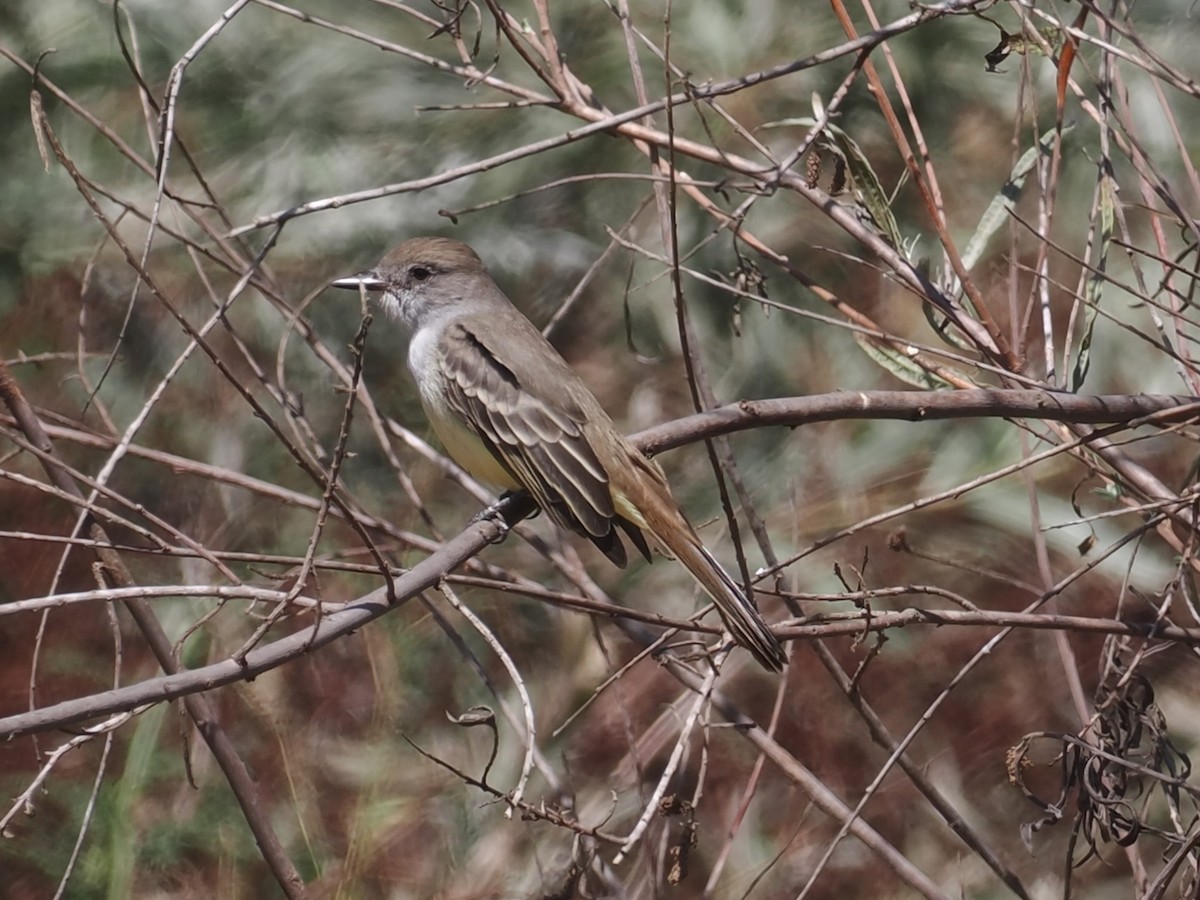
(637, 390), (1200, 455)
(1, 389), (1195, 739)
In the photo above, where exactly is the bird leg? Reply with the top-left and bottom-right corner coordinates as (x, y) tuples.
(471, 490), (540, 543)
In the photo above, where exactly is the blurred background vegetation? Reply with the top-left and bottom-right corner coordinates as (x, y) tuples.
(2, 0), (1200, 897)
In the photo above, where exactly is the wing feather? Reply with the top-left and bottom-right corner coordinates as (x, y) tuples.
(439, 322), (642, 566)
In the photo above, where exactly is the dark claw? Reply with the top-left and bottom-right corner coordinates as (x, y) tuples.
(471, 492), (518, 542)
(470, 490), (541, 545)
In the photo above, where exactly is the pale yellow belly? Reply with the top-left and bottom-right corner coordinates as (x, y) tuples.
(424, 400), (520, 491)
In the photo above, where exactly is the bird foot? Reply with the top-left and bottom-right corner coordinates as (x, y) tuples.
(471, 492), (520, 542)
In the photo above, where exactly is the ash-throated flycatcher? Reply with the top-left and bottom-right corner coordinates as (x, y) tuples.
(332, 237), (785, 671)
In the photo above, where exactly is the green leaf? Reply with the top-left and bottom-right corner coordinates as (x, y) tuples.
(762, 117), (902, 250)
(960, 124), (1071, 275)
(822, 126), (903, 250)
(1071, 172), (1115, 390)
(852, 333), (960, 389)
(921, 298), (976, 352)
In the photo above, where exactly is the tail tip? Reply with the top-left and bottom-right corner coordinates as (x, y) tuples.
(753, 640), (787, 673)
(735, 627), (786, 672)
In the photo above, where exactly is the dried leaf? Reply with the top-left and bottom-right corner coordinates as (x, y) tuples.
(985, 26), (1065, 72)
(30, 90), (50, 173)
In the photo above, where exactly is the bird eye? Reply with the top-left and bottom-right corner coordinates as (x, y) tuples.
(410, 265), (432, 282)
